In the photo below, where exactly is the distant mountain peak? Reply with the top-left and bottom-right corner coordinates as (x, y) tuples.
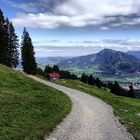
(100, 48), (114, 52)
(99, 48), (121, 54)
(58, 49), (140, 76)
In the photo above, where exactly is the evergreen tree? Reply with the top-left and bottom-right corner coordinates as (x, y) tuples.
(110, 81), (126, 96)
(44, 65), (53, 74)
(0, 9), (8, 65)
(36, 67), (44, 76)
(110, 81), (120, 95)
(128, 84), (135, 98)
(60, 70), (77, 79)
(70, 74), (78, 79)
(95, 78), (102, 88)
(88, 75), (94, 85)
(7, 19), (19, 68)
(21, 28), (37, 74)
(80, 73), (89, 84)
(0, 9), (19, 68)
(108, 82), (114, 89)
(53, 65), (59, 73)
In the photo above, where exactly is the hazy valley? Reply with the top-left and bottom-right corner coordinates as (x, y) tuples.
(35, 49), (140, 83)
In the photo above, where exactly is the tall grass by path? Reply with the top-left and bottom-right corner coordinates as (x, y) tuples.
(0, 65), (71, 140)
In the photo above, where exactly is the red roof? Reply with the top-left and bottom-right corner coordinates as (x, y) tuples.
(48, 73), (60, 79)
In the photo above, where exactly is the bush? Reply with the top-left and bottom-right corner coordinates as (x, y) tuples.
(36, 68), (44, 76)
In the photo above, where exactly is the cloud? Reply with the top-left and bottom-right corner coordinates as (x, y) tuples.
(100, 26), (110, 31)
(103, 39), (140, 46)
(10, 0), (140, 29)
(2, 0), (67, 13)
(34, 45), (104, 57)
(32, 38), (140, 57)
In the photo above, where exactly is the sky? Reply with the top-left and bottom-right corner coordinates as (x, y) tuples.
(1, 0), (140, 57)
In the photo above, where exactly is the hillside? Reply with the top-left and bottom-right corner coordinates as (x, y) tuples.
(57, 79), (140, 140)
(127, 51), (140, 59)
(0, 65), (71, 139)
(58, 49), (140, 76)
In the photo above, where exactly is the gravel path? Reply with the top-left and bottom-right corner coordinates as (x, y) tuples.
(29, 76), (135, 140)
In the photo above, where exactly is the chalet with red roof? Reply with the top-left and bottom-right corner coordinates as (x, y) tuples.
(47, 72), (60, 81)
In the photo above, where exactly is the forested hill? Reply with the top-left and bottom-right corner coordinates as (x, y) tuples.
(58, 49), (140, 75)
(127, 51), (140, 59)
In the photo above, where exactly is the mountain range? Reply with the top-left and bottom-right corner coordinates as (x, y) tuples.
(58, 49), (140, 76)
(17, 57), (71, 69)
(127, 51), (140, 59)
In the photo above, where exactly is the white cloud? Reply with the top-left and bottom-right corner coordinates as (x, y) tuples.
(32, 38), (140, 57)
(11, 0), (140, 29)
(100, 26), (110, 31)
(54, 0), (132, 16)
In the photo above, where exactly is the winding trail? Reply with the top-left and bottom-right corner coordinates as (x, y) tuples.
(29, 76), (134, 140)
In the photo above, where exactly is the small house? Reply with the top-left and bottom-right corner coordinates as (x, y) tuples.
(47, 73), (60, 81)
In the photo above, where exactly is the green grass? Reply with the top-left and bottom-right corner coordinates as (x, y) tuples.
(63, 67), (102, 77)
(63, 68), (140, 82)
(57, 79), (140, 140)
(0, 65), (71, 140)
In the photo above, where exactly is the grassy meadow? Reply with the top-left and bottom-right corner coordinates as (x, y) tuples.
(0, 65), (71, 140)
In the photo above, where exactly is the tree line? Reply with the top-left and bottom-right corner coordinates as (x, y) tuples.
(80, 73), (135, 98)
(0, 9), (37, 74)
(0, 9), (19, 68)
(36, 65), (77, 79)
(39, 65), (77, 79)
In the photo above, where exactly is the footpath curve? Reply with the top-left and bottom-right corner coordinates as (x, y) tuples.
(29, 75), (134, 140)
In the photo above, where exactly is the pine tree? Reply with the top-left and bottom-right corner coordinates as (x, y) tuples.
(128, 85), (135, 98)
(44, 65), (53, 74)
(21, 28), (37, 74)
(80, 73), (89, 84)
(0, 9), (19, 68)
(0, 9), (8, 65)
(95, 78), (102, 88)
(6, 19), (19, 68)
(110, 81), (120, 95)
(88, 75), (94, 85)
(53, 65), (60, 73)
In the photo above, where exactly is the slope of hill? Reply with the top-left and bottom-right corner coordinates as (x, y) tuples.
(58, 49), (140, 76)
(58, 53), (96, 69)
(127, 51), (140, 59)
(0, 65), (71, 139)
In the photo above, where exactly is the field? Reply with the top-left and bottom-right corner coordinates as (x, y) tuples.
(62, 68), (140, 83)
(62, 67), (102, 77)
(57, 79), (140, 140)
(0, 65), (71, 140)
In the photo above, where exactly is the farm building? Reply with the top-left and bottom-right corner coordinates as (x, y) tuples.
(47, 73), (60, 81)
